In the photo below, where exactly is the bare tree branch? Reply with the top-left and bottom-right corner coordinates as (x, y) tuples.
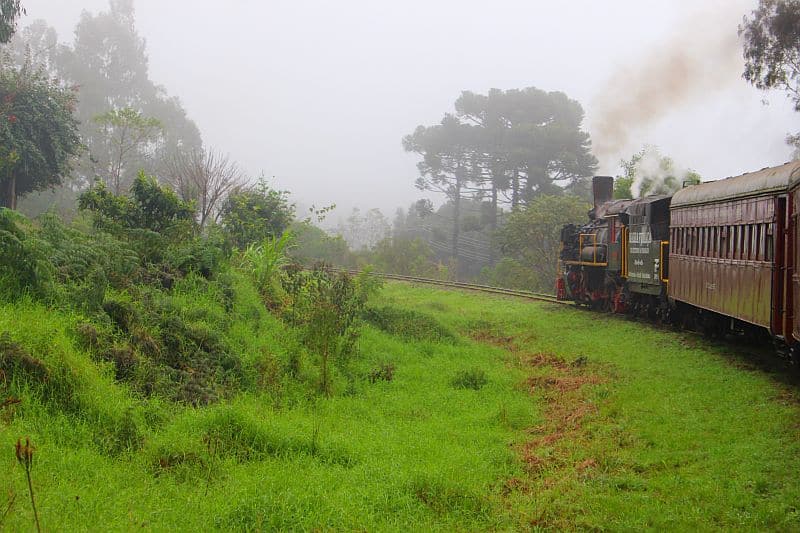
(163, 147), (246, 228)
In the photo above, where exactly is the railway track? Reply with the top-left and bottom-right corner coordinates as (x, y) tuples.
(332, 269), (568, 305)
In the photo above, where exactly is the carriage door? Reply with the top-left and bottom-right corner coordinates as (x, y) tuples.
(773, 196), (787, 338)
(786, 194), (795, 341)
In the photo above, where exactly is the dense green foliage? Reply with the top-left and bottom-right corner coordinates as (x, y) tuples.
(220, 181), (294, 249)
(6, 2), (202, 211)
(479, 257), (540, 291)
(403, 87), (597, 274)
(288, 221), (354, 267)
(495, 194), (591, 291)
(0, 60), (82, 209)
(79, 172), (195, 235)
(369, 237), (439, 277)
(93, 107), (163, 194)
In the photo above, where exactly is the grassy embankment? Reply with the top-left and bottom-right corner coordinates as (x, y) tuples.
(2, 280), (800, 530)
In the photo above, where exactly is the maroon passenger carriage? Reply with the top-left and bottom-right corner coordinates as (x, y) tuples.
(668, 162), (800, 349)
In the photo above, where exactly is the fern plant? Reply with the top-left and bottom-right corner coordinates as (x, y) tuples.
(239, 232), (293, 302)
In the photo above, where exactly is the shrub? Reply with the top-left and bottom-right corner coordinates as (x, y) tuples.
(368, 362), (396, 383)
(79, 172), (196, 237)
(451, 368), (489, 390)
(238, 232), (293, 304)
(0, 332), (49, 385)
(220, 180), (294, 249)
(0, 209), (53, 299)
(362, 305), (456, 343)
(284, 267), (379, 396)
(479, 257), (539, 292)
(78, 173), (197, 266)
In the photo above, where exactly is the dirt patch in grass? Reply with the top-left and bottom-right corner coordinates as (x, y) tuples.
(467, 320), (519, 352)
(509, 351), (607, 498)
(470, 330), (518, 352)
(498, 349), (621, 528)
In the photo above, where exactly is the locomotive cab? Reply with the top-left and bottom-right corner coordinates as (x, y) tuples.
(621, 195), (671, 296)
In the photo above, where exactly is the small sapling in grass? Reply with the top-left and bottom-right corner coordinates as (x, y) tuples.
(15, 438), (40, 533)
(0, 490), (16, 529)
(202, 433), (222, 496)
(0, 396), (20, 425)
(451, 368), (489, 390)
(368, 362), (396, 383)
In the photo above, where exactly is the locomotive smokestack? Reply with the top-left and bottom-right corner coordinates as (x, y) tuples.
(592, 176), (614, 210)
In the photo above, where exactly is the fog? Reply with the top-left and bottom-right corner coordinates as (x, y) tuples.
(19, 0), (799, 218)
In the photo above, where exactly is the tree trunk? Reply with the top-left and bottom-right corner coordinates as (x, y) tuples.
(452, 171), (462, 278)
(524, 165), (536, 204)
(526, 165), (549, 201)
(489, 176), (498, 264)
(0, 176), (16, 209)
(511, 170), (519, 209)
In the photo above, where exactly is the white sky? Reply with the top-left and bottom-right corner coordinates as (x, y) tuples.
(18, 0), (800, 219)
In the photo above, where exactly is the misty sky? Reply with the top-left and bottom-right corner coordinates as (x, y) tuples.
(18, 0), (800, 221)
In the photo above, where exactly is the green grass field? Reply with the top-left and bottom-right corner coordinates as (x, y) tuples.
(2, 281), (800, 531)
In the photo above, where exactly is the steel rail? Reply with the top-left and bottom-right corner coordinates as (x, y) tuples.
(330, 268), (569, 305)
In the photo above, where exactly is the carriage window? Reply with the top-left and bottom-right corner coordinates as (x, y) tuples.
(753, 224), (764, 261)
(744, 225), (750, 260)
(683, 228), (688, 255)
(699, 227), (705, 257)
(766, 224), (774, 261)
(739, 225), (750, 261)
(702, 227), (708, 257)
(710, 227), (715, 257)
(712, 227), (717, 258)
(720, 226), (728, 259)
(680, 228), (685, 255)
(740, 225), (747, 260)
(746, 225), (752, 260)
(755, 224), (763, 261)
(699, 227), (704, 256)
(742, 225), (748, 260)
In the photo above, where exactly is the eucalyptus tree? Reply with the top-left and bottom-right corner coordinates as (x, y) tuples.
(94, 107), (163, 194)
(27, 1), (203, 185)
(0, 0), (23, 43)
(741, 0), (800, 155)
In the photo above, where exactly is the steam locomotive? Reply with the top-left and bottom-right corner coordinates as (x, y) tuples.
(557, 161), (800, 360)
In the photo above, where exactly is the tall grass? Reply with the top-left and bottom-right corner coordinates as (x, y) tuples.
(1, 206), (800, 530)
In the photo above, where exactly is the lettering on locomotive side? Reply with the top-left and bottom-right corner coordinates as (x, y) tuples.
(628, 229), (653, 245)
(630, 247), (649, 254)
(634, 259), (644, 266)
(628, 271), (652, 280)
